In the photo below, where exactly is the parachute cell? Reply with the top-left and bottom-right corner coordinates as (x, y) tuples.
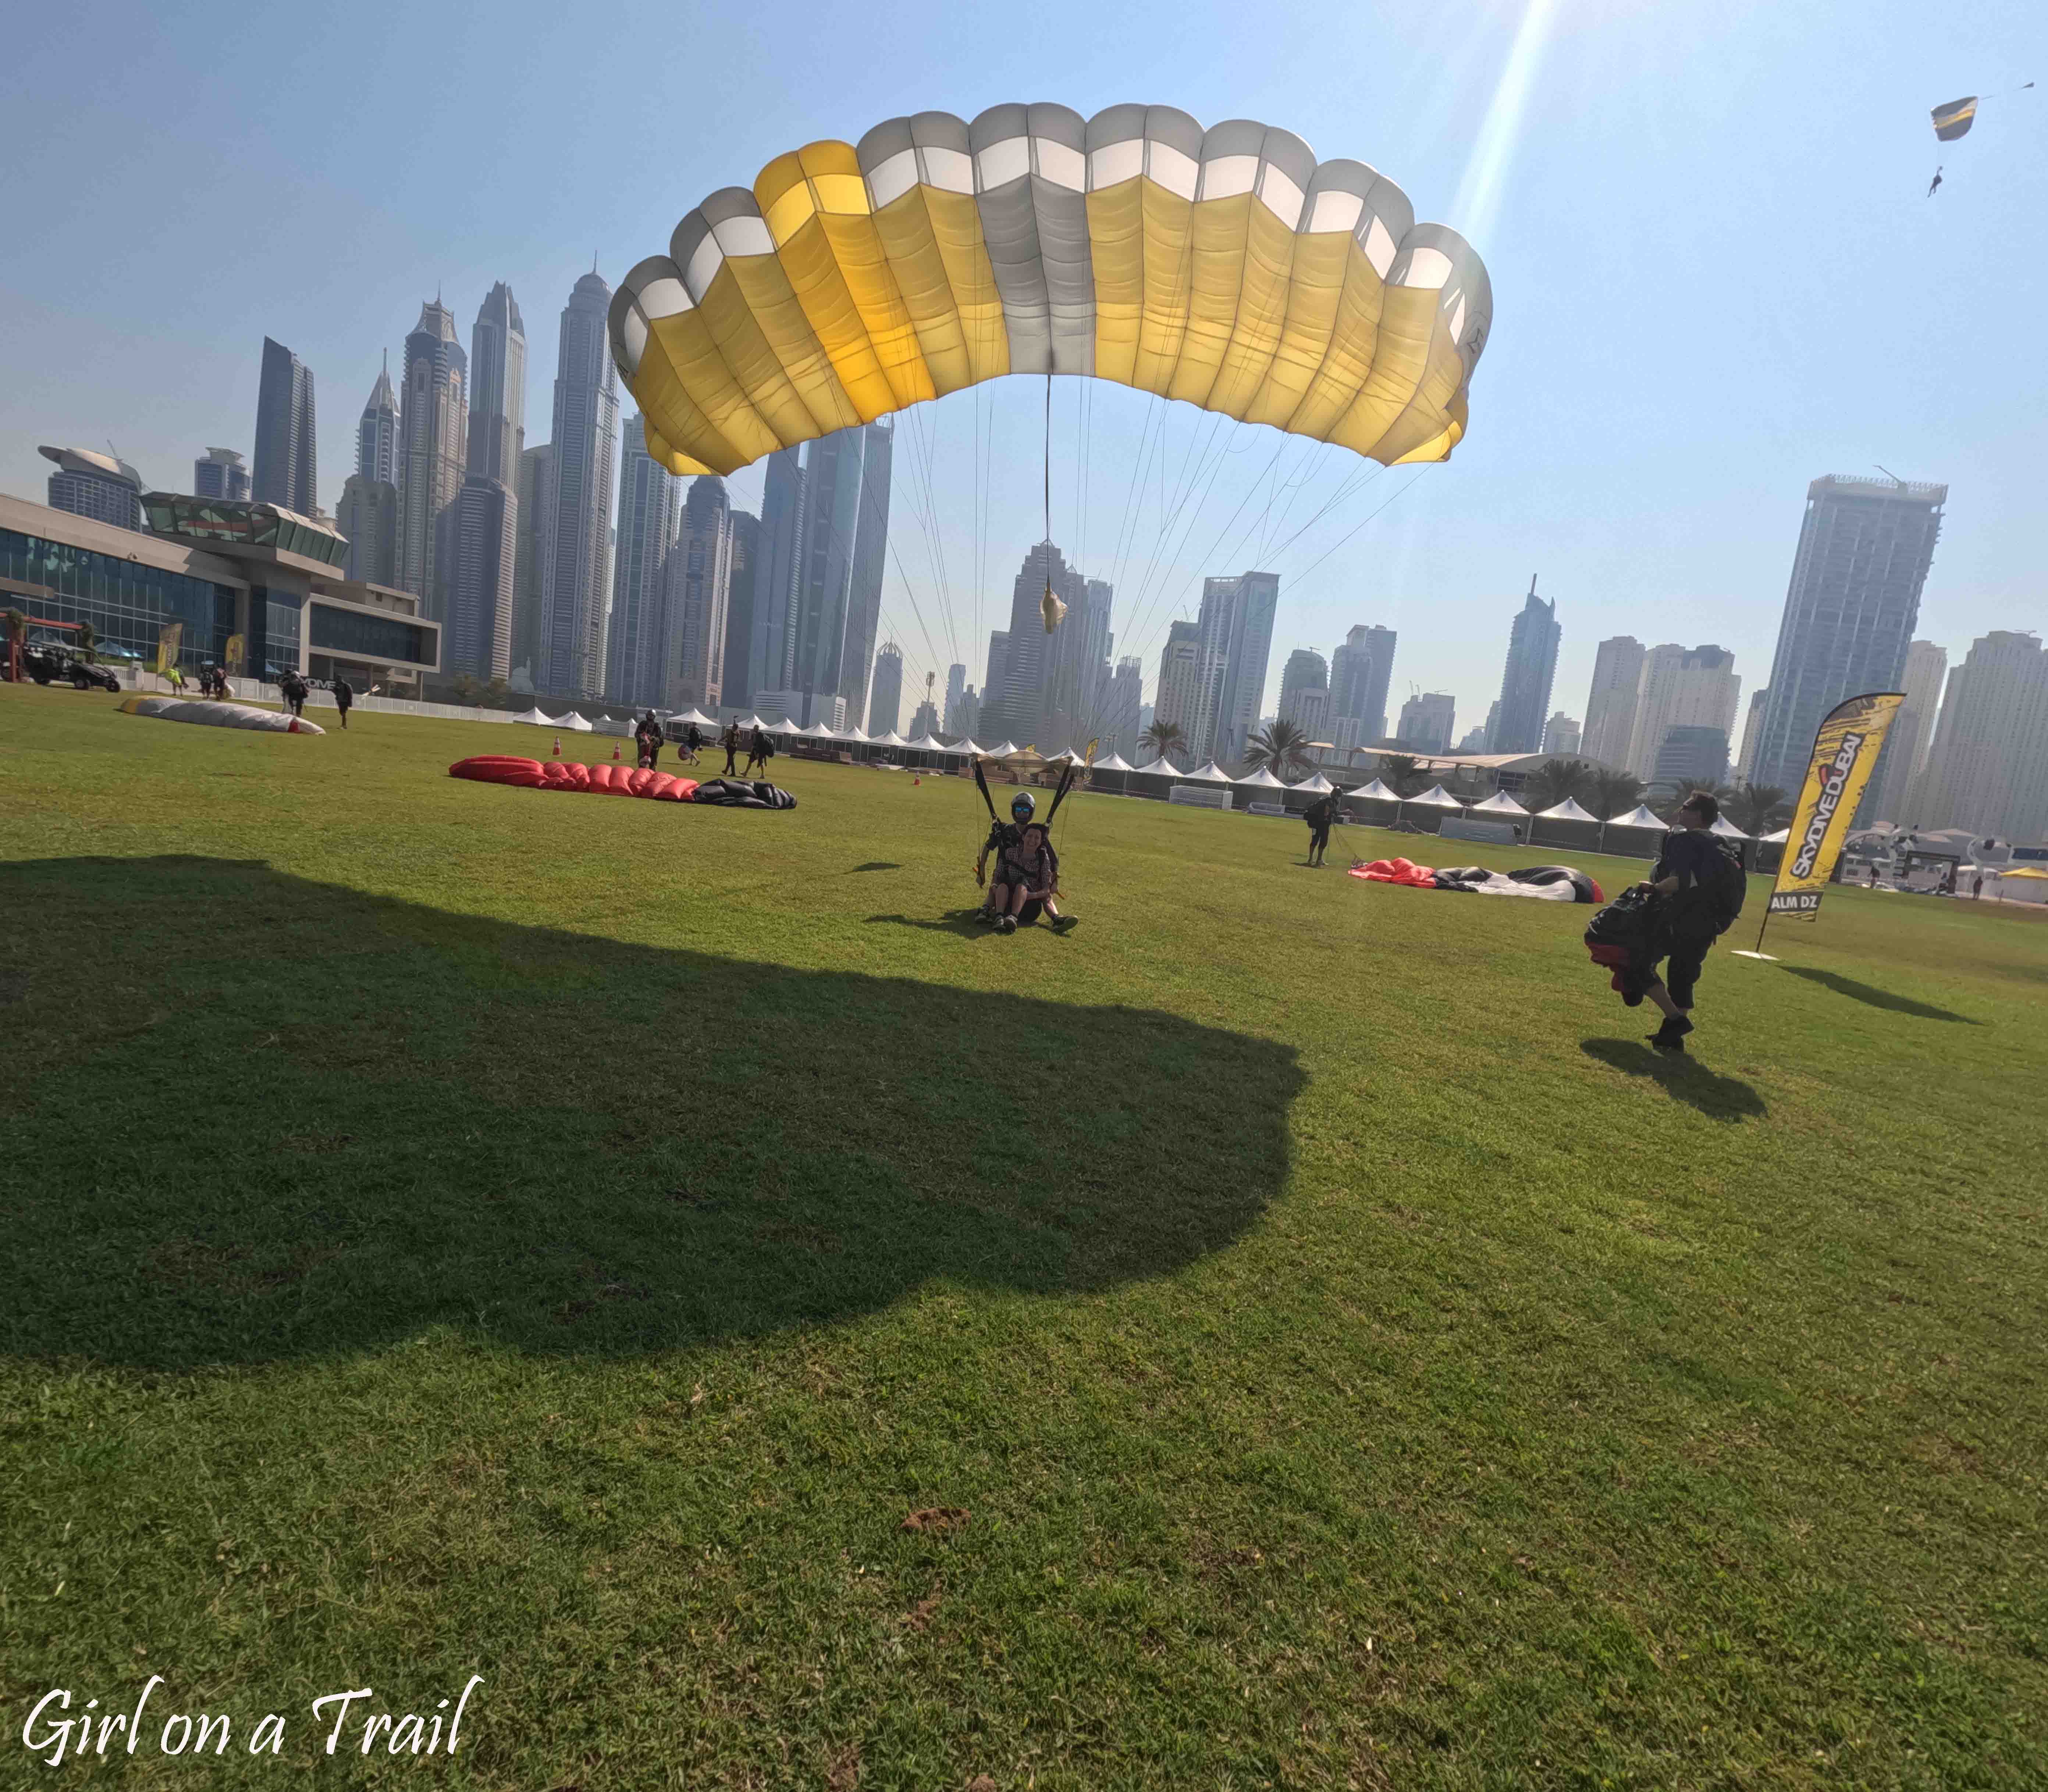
(610, 102), (1491, 476)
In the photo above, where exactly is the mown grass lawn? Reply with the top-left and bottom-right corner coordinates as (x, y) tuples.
(2, 680), (2044, 1790)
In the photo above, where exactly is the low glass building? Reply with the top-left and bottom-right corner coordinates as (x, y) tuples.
(0, 490), (438, 690)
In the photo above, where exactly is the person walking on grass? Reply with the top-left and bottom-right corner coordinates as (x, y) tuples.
(1303, 791), (1338, 867)
(280, 669), (307, 718)
(332, 673), (353, 729)
(1633, 790), (1745, 1055)
(684, 721), (704, 765)
(721, 720), (740, 775)
(744, 726), (770, 776)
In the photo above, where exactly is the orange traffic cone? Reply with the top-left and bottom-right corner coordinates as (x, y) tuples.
(611, 740), (621, 762)
(552, 735), (561, 758)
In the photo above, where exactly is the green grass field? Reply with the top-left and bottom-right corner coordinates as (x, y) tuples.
(3, 681), (2044, 1789)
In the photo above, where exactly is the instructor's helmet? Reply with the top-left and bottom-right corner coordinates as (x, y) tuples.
(1011, 792), (1036, 820)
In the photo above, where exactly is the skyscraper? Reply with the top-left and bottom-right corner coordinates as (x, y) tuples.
(1543, 713), (1581, 755)
(1491, 579), (1559, 755)
(1752, 475), (1946, 794)
(943, 663), (967, 733)
(252, 337), (317, 514)
(1396, 692), (1456, 753)
(39, 446), (143, 529)
(336, 475), (398, 587)
(1866, 640), (1947, 824)
(1103, 657), (1144, 755)
(1194, 570), (1280, 764)
(1734, 687), (1768, 783)
(754, 422), (890, 727)
(395, 300), (467, 619)
(1278, 649), (1329, 730)
(540, 272), (620, 699)
(605, 415), (680, 708)
(1624, 644), (1739, 781)
(445, 284), (526, 682)
(984, 541), (1071, 747)
(667, 476), (732, 710)
(868, 642), (904, 737)
(1153, 620), (1205, 757)
(511, 445), (554, 688)
(1041, 570), (1111, 753)
(1581, 636), (1645, 769)
(721, 510), (760, 710)
(193, 448), (250, 501)
(357, 356), (400, 488)
(1329, 624), (1395, 748)
(1912, 633), (2048, 841)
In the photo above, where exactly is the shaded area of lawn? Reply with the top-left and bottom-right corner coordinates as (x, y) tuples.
(1, 855), (1301, 1370)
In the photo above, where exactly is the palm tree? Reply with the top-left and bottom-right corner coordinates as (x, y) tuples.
(1728, 782), (1790, 836)
(1590, 768), (1646, 820)
(1138, 717), (1186, 766)
(1377, 753), (1424, 798)
(1525, 756), (1595, 811)
(448, 673), (481, 705)
(1245, 717), (1313, 780)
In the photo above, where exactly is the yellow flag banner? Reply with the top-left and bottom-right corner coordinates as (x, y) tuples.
(154, 621), (184, 678)
(224, 633), (245, 673)
(1767, 691), (1905, 922)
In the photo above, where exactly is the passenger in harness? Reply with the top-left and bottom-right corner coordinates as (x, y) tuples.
(972, 773), (1078, 934)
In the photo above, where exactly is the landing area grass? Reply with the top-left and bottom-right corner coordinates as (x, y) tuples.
(2, 683), (2044, 1788)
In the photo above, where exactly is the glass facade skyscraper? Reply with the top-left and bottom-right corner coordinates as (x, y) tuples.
(1491, 580), (1560, 756)
(1752, 475), (1946, 796)
(252, 337), (317, 515)
(540, 273), (619, 700)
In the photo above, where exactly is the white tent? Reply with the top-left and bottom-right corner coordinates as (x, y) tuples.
(900, 732), (942, 751)
(1610, 803), (1669, 830)
(512, 707), (556, 726)
(1290, 772), (1336, 793)
(836, 725), (871, 743)
(1709, 814), (1752, 841)
(1468, 790), (1528, 817)
(1235, 765), (1288, 788)
(869, 729), (909, 747)
(728, 713), (767, 729)
(555, 710), (595, 733)
(768, 715), (804, 732)
(943, 737), (981, 757)
(593, 714), (634, 737)
(1407, 783), (1465, 810)
(1129, 755), (1180, 776)
(1758, 826), (1791, 844)
(799, 721), (836, 740)
(980, 739), (1020, 758)
(672, 705), (717, 729)
(1348, 777), (1399, 802)
(1534, 796), (1601, 822)
(1183, 760), (1235, 783)
(1092, 750), (1136, 772)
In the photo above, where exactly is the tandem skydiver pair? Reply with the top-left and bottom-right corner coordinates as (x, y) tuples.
(972, 758), (1077, 934)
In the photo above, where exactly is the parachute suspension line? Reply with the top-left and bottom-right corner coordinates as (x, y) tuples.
(1275, 472), (1428, 595)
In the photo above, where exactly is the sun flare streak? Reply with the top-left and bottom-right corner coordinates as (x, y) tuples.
(1452, 0), (1562, 257)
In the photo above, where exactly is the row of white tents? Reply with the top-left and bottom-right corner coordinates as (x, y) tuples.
(504, 705), (1783, 846)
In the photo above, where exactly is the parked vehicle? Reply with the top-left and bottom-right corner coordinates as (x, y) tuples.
(21, 640), (120, 691)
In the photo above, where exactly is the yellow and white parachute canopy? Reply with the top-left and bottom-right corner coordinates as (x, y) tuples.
(609, 103), (1492, 478)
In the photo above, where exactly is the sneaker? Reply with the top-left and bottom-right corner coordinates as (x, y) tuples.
(1649, 1016), (1694, 1051)
(1000, 915), (1017, 934)
(975, 910), (995, 926)
(1051, 914), (1078, 934)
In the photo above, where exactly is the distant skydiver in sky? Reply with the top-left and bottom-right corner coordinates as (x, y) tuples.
(1927, 165), (1943, 196)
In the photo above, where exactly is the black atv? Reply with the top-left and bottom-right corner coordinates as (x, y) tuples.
(22, 642), (120, 692)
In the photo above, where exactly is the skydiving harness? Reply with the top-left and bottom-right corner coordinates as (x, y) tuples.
(972, 756), (1077, 903)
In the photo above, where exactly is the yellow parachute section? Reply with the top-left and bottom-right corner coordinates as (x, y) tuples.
(609, 103), (1491, 477)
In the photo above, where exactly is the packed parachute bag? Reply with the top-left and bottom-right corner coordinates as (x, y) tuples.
(690, 777), (796, 810)
(1583, 886), (1660, 1003)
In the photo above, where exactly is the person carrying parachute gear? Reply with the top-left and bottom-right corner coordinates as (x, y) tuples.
(1631, 791), (1745, 1053)
(1303, 792), (1339, 866)
(972, 763), (1078, 932)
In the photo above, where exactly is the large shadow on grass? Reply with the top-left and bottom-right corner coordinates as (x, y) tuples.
(1779, 965), (1980, 1024)
(0, 858), (1301, 1370)
(1579, 1039), (1768, 1122)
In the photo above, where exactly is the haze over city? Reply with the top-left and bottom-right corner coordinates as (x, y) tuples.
(3, 0), (2042, 735)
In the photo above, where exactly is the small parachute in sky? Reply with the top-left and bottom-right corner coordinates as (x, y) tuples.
(1930, 97), (1978, 142)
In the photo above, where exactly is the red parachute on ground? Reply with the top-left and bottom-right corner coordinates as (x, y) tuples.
(1348, 858), (1602, 902)
(451, 755), (699, 800)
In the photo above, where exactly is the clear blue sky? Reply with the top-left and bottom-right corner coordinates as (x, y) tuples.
(4, 0), (2042, 734)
